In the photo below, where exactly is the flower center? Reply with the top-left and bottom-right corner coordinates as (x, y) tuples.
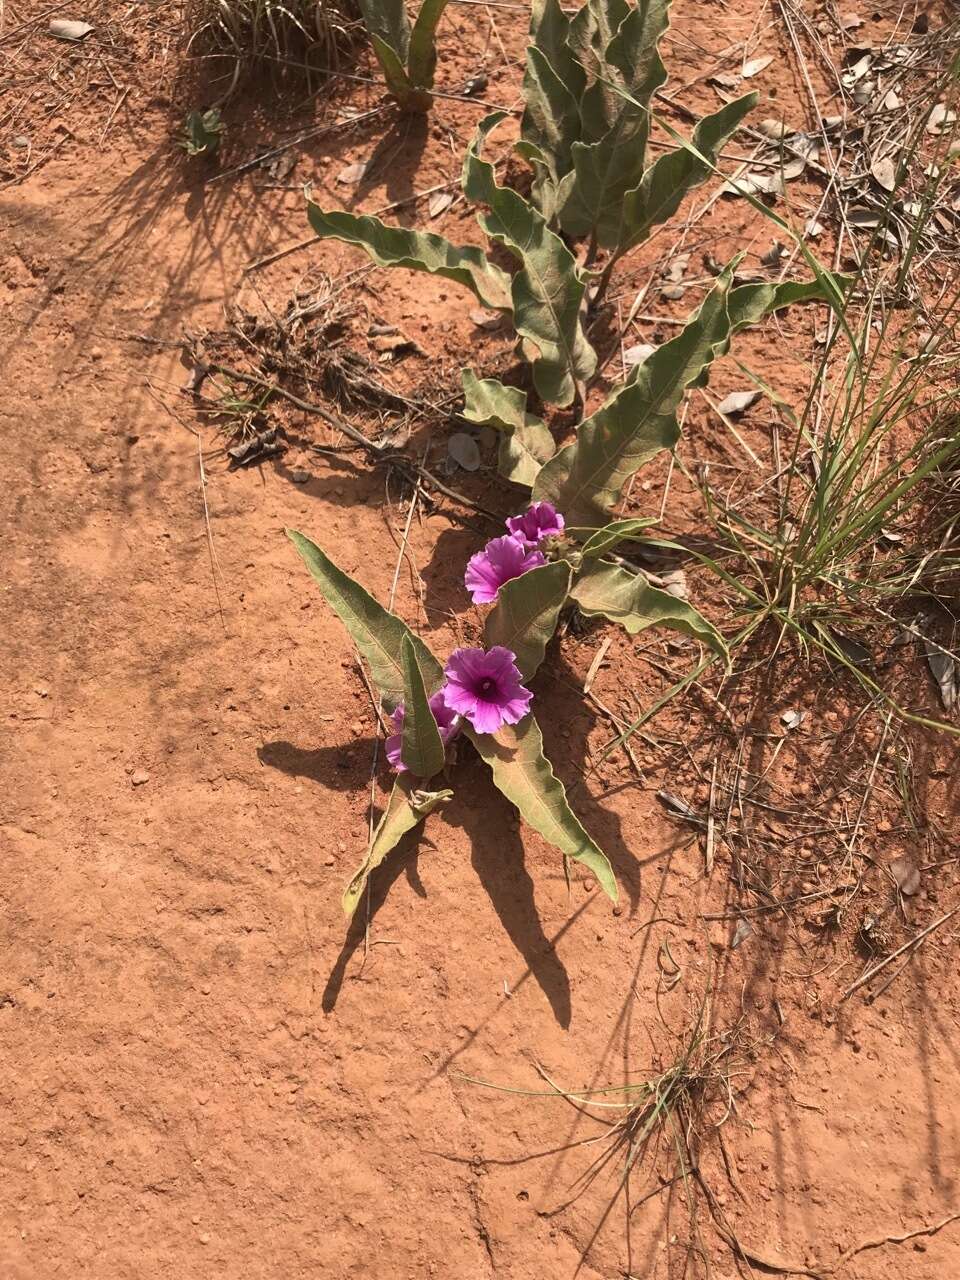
(478, 677), (495, 695)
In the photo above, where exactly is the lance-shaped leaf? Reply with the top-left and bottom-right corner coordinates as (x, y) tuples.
(400, 634), (446, 777)
(342, 776), (453, 918)
(571, 561), (727, 658)
(483, 560), (572, 679)
(557, 0), (671, 245)
(619, 94), (757, 252)
(288, 530), (443, 705)
(461, 369), (555, 486)
(577, 517), (658, 558)
(568, 0), (632, 141)
(369, 35), (418, 105)
(467, 716), (617, 901)
(306, 204), (512, 312)
(521, 46), (582, 217)
(407, 0), (451, 91)
(463, 113), (596, 406)
(533, 261), (828, 524)
(357, 0), (409, 62)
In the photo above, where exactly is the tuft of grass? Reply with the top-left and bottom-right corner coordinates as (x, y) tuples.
(183, 0), (362, 96)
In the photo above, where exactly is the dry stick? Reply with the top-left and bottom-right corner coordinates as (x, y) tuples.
(838, 906), (960, 1002)
(826, 1212), (960, 1274)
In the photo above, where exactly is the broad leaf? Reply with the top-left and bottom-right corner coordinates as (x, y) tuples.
(407, 0), (451, 90)
(467, 715), (617, 901)
(400, 634), (446, 777)
(463, 113), (596, 405)
(288, 530), (443, 704)
(306, 204), (512, 312)
(461, 369), (555, 486)
(568, 0), (632, 141)
(357, 0), (409, 60)
(483, 560), (572, 678)
(577, 517), (658, 558)
(571, 561), (727, 657)
(342, 776), (453, 917)
(370, 35), (416, 104)
(558, 0), (671, 245)
(619, 94), (757, 252)
(521, 45), (583, 218)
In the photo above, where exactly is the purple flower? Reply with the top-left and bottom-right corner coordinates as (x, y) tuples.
(464, 534), (545, 605)
(506, 501), (565, 547)
(385, 692), (459, 774)
(442, 646), (533, 734)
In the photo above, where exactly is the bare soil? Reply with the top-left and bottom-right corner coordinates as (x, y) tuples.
(2, 1), (959, 1277)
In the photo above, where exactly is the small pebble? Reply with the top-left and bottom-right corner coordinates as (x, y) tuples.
(90, 347), (104, 361)
(199, 1233), (210, 1245)
(291, 469), (310, 484)
(324, 855), (335, 867)
(12, 135), (30, 148)
(131, 769), (150, 786)
(583, 878), (596, 892)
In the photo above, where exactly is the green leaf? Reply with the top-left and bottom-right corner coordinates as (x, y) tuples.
(463, 113), (597, 406)
(528, 0), (586, 102)
(578, 517), (658, 558)
(521, 45), (583, 212)
(619, 94), (757, 252)
(483, 560), (572, 679)
(571, 561), (727, 658)
(531, 262), (743, 524)
(357, 0), (409, 60)
(567, 0), (632, 141)
(557, 0), (671, 245)
(341, 776), (453, 918)
(287, 529), (443, 705)
(400, 635), (446, 777)
(461, 369), (555, 486)
(467, 715), (617, 901)
(369, 35), (419, 106)
(306, 204), (512, 312)
(407, 0), (450, 91)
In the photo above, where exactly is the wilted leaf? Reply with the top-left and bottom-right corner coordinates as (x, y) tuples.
(717, 389), (761, 416)
(883, 89), (901, 110)
(722, 170), (784, 197)
(307, 204), (512, 312)
(927, 103), (957, 135)
(428, 190), (454, 218)
(781, 708), (805, 730)
(447, 432), (481, 471)
(337, 161), (369, 185)
(461, 369), (555, 486)
(470, 309), (503, 331)
(657, 790), (701, 821)
(731, 917), (754, 948)
(757, 117), (790, 139)
(467, 715), (617, 901)
(571, 561), (727, 657)
(741, 54), (773, 78)
(889, 853), (921, 897)
(49, 17), (93, 39)
(287, 530), (443, 704)
(464, 113), (596, 406)
(805, 218), (825, 238)
(623, 342), (657, 367)
(400, 634), (446, 777)
(484, 561), (572, 678)
(924, 639), (958, 711)
(341, 776), (452, 917)
(839, 10), (863, 28)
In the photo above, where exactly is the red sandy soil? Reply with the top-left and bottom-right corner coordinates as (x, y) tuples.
(2, 1), (958, 1276)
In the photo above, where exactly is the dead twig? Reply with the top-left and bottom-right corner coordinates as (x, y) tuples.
(839, 906), (960, 1002)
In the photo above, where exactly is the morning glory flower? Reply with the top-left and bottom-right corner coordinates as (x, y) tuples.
(464, 534), (546, 605)
(385, 691), (460, 774)
(505, 501), (565, 547)
(441, 646), (533, 734)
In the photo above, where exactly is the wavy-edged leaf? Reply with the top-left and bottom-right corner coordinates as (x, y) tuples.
(532, 263), (741, 524)
(571, 561), (727, 657)
(407, 0), (450, 91)
(568, 0), (632, 141)
(288, 529), (443, 704)
(558, 0), (671, 245)
(483, 560), (572, 678)
(619, 94), (757, 252)
(461, 369), (555, 486)
(528, 0), (586, 101)
(370, 34), (417, 103)
(521, 45), (582, 217)
(467, 715), (617, 900)
(400, 634), (446, 777)
(341, 776), (453, 917)
(578, 517), (658, 558)
(306, 204), (512, 312)
(463, 113), (596, 406)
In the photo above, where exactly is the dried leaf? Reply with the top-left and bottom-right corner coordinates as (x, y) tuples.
(427, 190), (454, 218)
(782, 157), (807, 181)
(741, 54), (773, 79)
(659, 569), (688, 599)
(659, 283), (686, 300)
(805, 218), (825, 238)
(717, 389), (760, 416)
(839, 11), (863, 29)
(927, 103), (957, 135)
(470, 308), (503, 331)
(49, 17), (93, 39)
(657, 790), (702, 822)
(447, 431), (481, 471)
(371, 332), (422, 358)
(760, 241), (786, 268)
(336, 161), (369, 185)
(781, 708), (805, 730)
(847, 206), (882, 228)
(708, 72), (740, 91)
(883, 89), (901, 110)
(844, 52), (874, 83)
(870, 154), (897, 192)
(889, 854), (921, 897)
(924, 640), (958, 711)
(722, 171), (784, 197)
(757, 117), (790, 140)
(662, 253), (691, 282)
(731, 917), (754, 948)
